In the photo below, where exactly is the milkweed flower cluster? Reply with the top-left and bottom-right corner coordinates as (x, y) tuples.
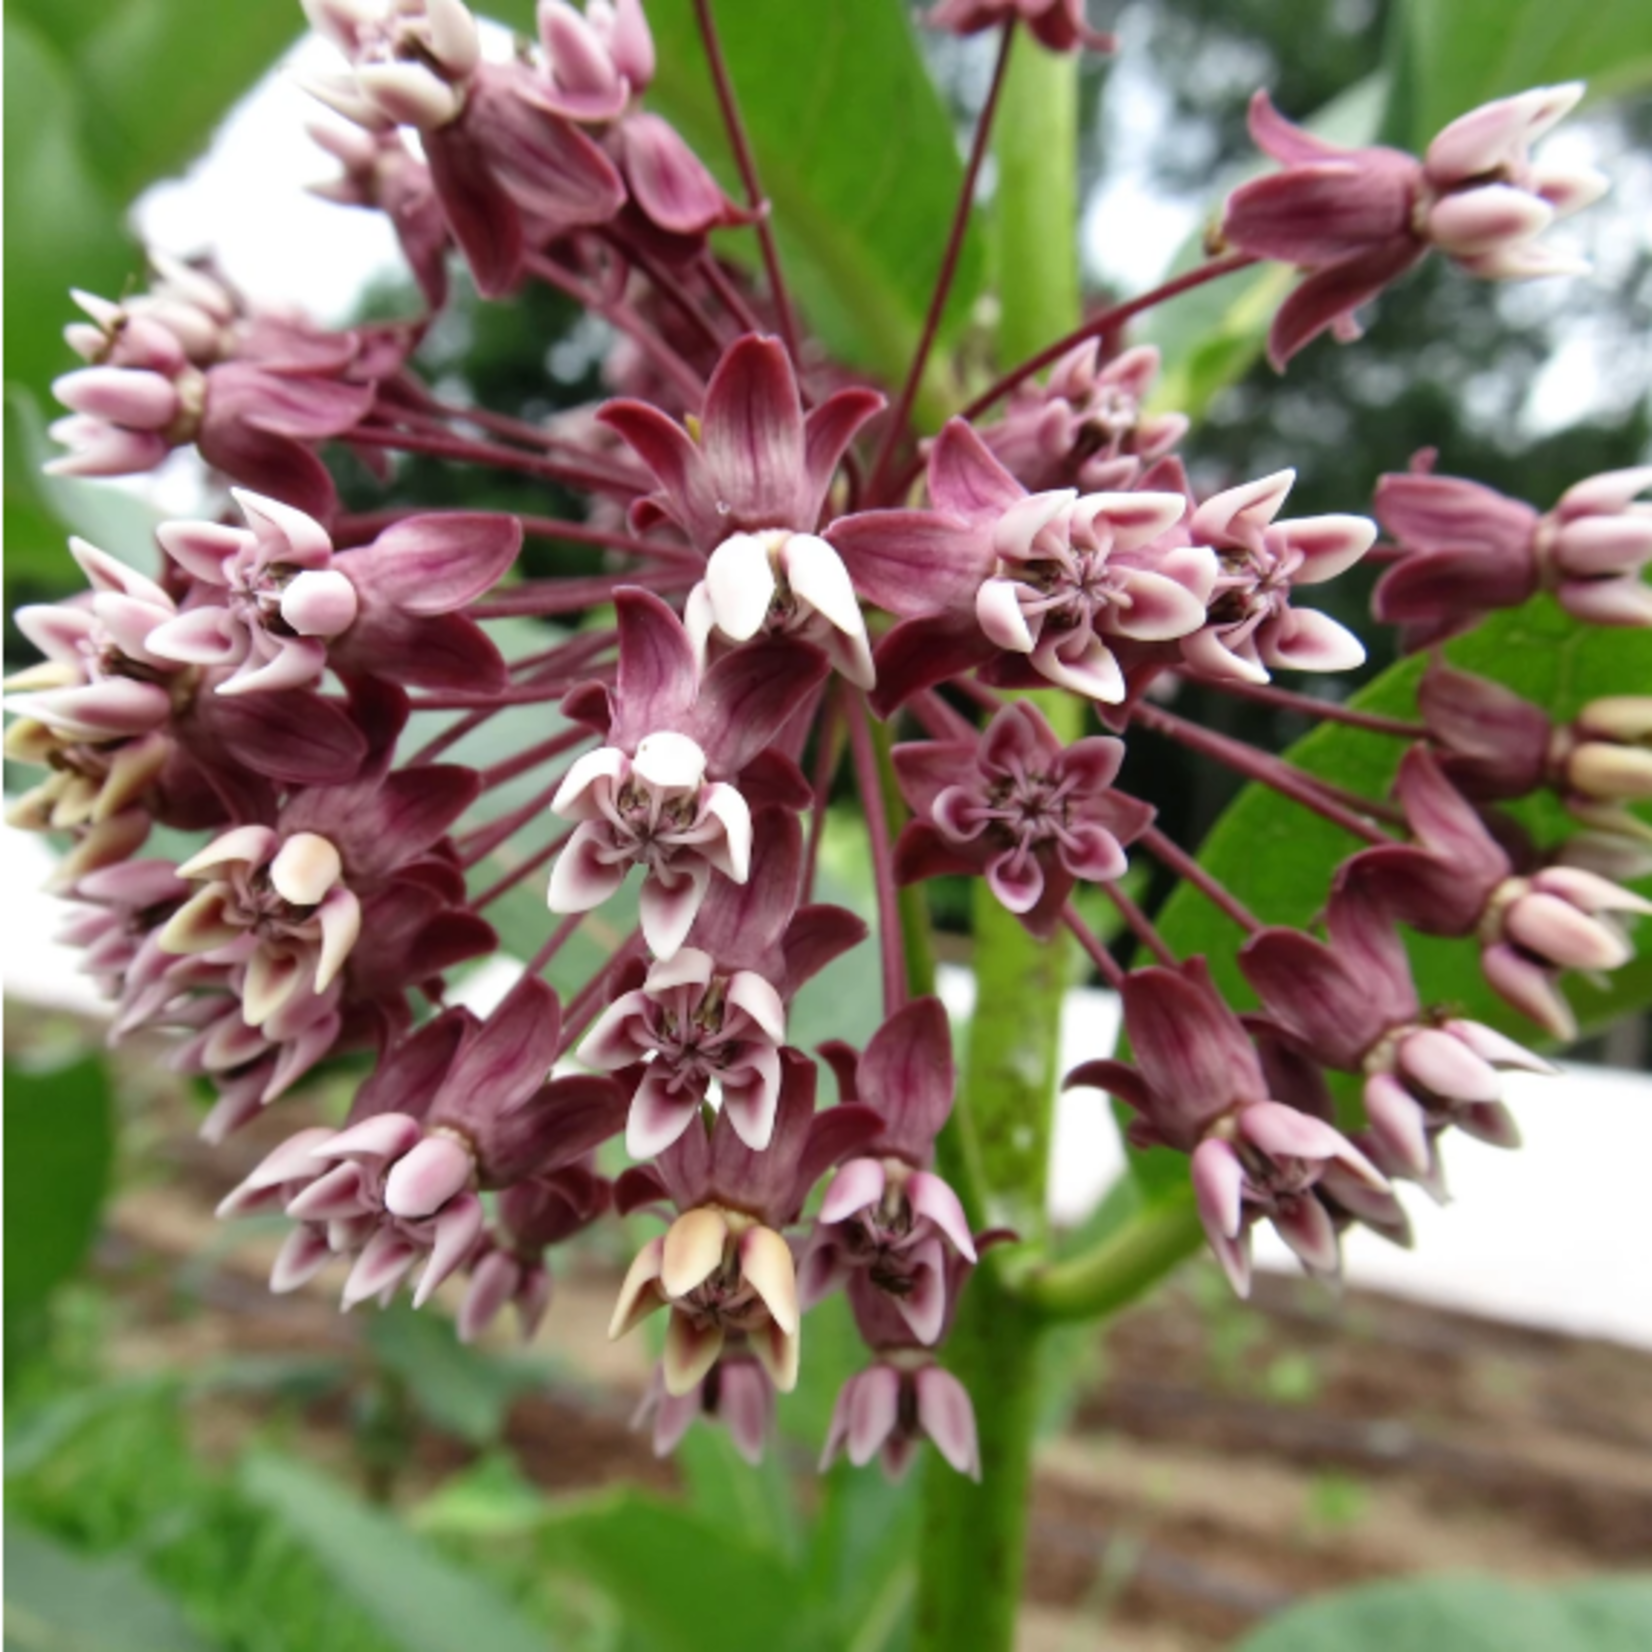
(8, 0), (1647, 1483)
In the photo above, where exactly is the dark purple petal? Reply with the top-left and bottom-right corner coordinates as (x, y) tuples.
(803, 387), (886, 523)
(926, 418), (1025, 518)
(350, 513), (523, 614)
(700, 335), (807, 528)
(855, 998), (957, 1159)
(827, 509), (993, 618)
(611, 588), (701, 741)
(870, 614), (995, 718)
(780, 905), (869, 994)
(1239, 926), (1393, 1069)
(185, 689), (368, 786)
(1266, 238), (1427, 370)
(1121, 959), (1266, 1143)
(690, 638), (830, 775)
(621, 112), (737, 236)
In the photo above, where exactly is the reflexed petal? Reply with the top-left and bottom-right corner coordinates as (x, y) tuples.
(915, 1365), (980, 1479)
(1272, 1194), (1341, 1277)
(700, 336), (806, 524)
(845, 1366), (901, 1468)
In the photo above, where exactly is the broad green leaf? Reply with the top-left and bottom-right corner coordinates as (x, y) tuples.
(4, 1056), (114, 1304)
(4, 1525), (217, 1652)
(538, 1488), (827, 1652)
(1132, 597), (1652, 1197)
(1236, 1571), (1652, 1652)
(628, 0), (984, 392)
(242, 1454), (550, 1652)
(1385, 0), (1652, 150)
(365, 1304), (540, 1446)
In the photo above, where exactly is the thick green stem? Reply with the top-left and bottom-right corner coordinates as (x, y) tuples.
(913, 34), (1081, 1652)
(1013, 1196), (1204, 1323)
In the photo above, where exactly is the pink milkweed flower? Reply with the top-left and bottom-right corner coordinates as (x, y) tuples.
(1375, 460), (1652, 644)
(549, 590), (829, 957)
(6, 539), (187, 742)
(580, 810), (864, 1155)
(226, 981), (625, 1309)
(1417, 84), (1606, 280)
(1240, 886), (1550, 1190)
(1067, 958), (1388, 1295)
(832, 420), (1209, 711)
(1180, 468), (1376, 682)
(149, 491), (520, 694)
(1222, 85), (1602, 368)
(308, 122), (452, 310)
(303, 2), (626, 296)
(979, 341), (1188, 494)
(301, 0), (482, 131)
(458, 1162), (612, 1342)
(608, 1051), (881, 1395)
(600, 336), (885, 680)
(821, 1355), (980, 1482)
(536, 0), (744, 241)
(924, 0), (1115, 55)
(1339, 748), (1652, 1039)
(799, 999), (977, 1345)
(52, 267), (385, 517)
(158, 825), (363, 1027)
(582, 944), (788, 1156)
(892, 701), (1153, 938)
(1416, 662), (1553, 801)
(633, 1352), (776, 1466)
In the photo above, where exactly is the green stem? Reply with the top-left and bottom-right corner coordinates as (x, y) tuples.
(1013, 1196), (1204, 1323)
(913, 34), (1081, 1652)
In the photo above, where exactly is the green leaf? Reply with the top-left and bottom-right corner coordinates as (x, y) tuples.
(1386, 0), (1652, 151)
(1140, 597), (1652, 1197)
(4, 1524), (217, 1652)
(241, 1454), (550, 1652)
(4, 1056), (114, 1304)
(364, 1304), (539, 1447)
(538, 1488), (825, 1652)
(635, 0), (984, 392)
(1236, 1572), (1652, 1652)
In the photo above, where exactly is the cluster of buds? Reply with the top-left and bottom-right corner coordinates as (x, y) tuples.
(11, 0), (1645, 1482)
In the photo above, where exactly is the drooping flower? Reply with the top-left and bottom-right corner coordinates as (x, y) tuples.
(800, 999), (977, 1344)
(1240, 884), (1549, 1192)
(1338, 747), (1652, 1038)
(608, 1051), (880, 1394)
(892, 701), (1153, 937)
(1221, 84), (1603, 367)
(1067, 958), (1388, 1294)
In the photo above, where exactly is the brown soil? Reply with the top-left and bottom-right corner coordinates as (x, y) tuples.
(90, 1089), (1652, 1652)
